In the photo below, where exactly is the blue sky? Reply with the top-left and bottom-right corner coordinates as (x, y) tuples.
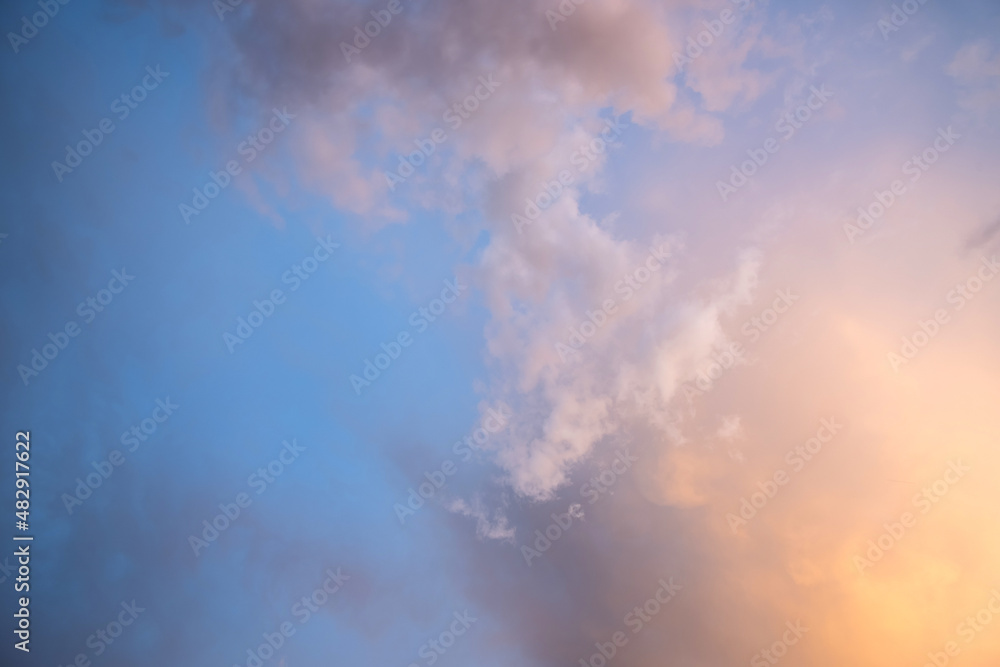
(1, 5), (498, 665)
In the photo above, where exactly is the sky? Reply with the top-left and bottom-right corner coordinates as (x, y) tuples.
(1, 0), (1000, 665)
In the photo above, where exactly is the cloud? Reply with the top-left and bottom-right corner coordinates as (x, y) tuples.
(446, 497), (517, 542)
(145, 0), (780, 501)
(948, 39), (1000, 115)
(133, 0), (789, 224)
(717, 414), (743, 440)
(91, 1), (1000, 665)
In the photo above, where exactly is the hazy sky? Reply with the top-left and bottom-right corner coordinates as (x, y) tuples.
(2, 0), (1000, 666)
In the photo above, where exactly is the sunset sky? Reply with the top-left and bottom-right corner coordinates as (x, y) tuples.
(2, 0), (1000, 666)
